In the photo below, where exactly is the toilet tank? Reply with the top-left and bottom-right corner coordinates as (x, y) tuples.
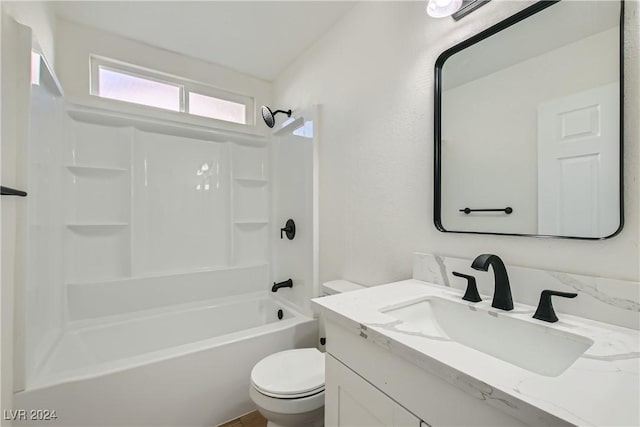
(321, 280), (364, 296)
(318, 280), (364, 350)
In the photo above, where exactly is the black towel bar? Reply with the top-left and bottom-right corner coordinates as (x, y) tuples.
(460, 207), (512, 214)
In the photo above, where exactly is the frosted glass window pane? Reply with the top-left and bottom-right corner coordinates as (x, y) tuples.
(188, 92), (246, 124)
(98, 67), (180, 111)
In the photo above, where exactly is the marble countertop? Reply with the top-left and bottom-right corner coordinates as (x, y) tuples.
(312, 280), (640, 427)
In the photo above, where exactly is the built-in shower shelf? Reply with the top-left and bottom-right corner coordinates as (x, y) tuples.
(234, 177), (268, 186)
(66, 164), (128, 176)
(234, 220), (269, 226)
(67, 98), (269, 147)
(66, 222), (129, 230)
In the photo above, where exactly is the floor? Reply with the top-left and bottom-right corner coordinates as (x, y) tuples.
(218, 411), (267, 427)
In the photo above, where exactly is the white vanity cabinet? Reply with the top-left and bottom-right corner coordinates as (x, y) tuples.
(315, 279), (640, 427)
(325, 354), (425, 427)
(323, 318), (531, 427)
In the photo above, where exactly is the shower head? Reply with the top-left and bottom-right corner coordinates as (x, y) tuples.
(261, 105), (292, 128)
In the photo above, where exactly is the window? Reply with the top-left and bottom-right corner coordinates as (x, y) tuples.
(90, 57), (253, 125)
(97, 67), (181, 111)
(188, 92), (246, 123)
(31, 51), (41, 85)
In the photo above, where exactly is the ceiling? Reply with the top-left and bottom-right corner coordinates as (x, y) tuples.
(54, 1), (356, 81)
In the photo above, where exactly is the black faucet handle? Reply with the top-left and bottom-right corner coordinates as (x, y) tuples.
(533, 290), (577, 323)
(542, 290), (578, 299)
(452, 271), (482, 303)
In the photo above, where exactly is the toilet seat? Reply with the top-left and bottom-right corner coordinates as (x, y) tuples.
(251, 348), (325, 399)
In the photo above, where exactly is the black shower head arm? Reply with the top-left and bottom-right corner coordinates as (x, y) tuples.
(272, 109), (292, 117)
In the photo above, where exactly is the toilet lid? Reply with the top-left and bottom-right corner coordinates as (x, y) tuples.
(251, 348), (325, 398)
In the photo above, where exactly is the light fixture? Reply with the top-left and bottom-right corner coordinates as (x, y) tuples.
(427, 0), (491, 20)
(426, 0), (463, 18)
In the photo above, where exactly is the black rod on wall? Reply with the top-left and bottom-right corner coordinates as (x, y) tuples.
(460, 207), (513, 215)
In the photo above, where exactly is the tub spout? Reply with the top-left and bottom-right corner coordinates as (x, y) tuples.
(272, 279), (293, 292)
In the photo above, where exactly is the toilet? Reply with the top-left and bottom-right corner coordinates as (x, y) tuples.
(249, 280), (363, 427)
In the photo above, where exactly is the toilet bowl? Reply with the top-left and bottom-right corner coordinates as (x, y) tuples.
(250, 348), (325, 427)
(249, 281), (364, 427)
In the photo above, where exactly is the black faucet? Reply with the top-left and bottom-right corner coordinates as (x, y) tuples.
(471, 254), (513, 311)
(533, 290), (577, 323)
(272, 278), (293, 292)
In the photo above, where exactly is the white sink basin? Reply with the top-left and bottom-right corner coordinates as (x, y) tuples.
(381, 297), (593, 377)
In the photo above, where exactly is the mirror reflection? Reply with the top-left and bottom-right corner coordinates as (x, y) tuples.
(436, 1), (622, 238)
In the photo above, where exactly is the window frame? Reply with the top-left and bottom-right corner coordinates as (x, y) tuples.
(90, 56), (254, 125)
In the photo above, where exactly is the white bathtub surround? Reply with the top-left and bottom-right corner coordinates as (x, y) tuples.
(16, 293), (317, 426)
(14, 88), (321, 426)
(33, 293), (290, 389)
(20, 43), (66, 393)
(413, 252), (640, 330)
(66, 264), (268, 321)
(312, 281), (640, 427)
(270, 108), (320, 316)
(62, 99), (270, 282)
(20, 97), (272, 387)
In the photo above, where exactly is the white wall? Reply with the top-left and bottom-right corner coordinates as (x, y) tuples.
(2, 1), (56, 66)
(55, 19), (272, 134)
(274, 1), (640, 284)
(441, 28), (619, 234)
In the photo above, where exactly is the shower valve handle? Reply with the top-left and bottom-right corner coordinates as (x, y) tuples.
(280, 219), (296, 240)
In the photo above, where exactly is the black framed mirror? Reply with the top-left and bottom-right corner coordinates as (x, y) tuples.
(434, 0), (624, 239)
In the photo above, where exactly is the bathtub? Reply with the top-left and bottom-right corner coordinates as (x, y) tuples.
(15, 292), (318, 426)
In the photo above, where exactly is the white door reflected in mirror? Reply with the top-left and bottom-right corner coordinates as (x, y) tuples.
(538, 83), (620, 238)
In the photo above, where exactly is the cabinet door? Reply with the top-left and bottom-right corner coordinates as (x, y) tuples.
(326, 354), (421, 427)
